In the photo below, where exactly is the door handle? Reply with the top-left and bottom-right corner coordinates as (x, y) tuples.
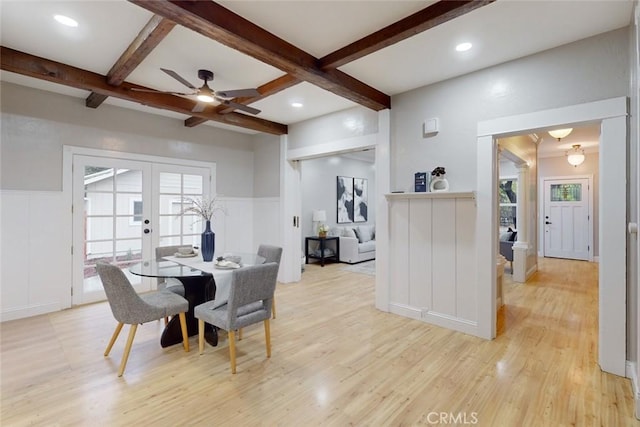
(545, 221), (552, 225)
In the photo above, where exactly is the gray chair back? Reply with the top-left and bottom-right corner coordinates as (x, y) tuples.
(257, 244), (282, 265)
(96, 262), (183, 324)
(226, 262), (279, 331)
(155, 245), (192, 287)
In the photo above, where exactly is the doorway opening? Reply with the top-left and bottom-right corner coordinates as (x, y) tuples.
(477, 96), (627, 375)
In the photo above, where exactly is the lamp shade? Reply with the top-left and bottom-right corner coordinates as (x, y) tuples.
(312, 210), (326, 222)
(566, 144), (585, 167)
(548, 128), (573, 140)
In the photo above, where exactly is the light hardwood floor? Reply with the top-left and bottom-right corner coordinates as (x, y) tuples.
(1, 258), (638, 426)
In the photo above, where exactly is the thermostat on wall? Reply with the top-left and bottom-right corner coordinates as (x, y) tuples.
(423, 117), (439, 136)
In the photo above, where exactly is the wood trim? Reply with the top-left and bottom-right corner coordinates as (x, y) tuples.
(320, 0), (496, 69)
(130, 0), (390, 111)
(86, 15), (176, 108)
(385, 191), (475, 200)
(1, 46), (287, 135)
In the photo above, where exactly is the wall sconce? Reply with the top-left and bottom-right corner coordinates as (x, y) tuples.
(548, 128), (573, 141)
(566, 144), (585, 167)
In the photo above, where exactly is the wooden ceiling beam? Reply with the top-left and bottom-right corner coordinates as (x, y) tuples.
(185, 74), (301, 127)
(86, 15), (176, 109)
(1, 46), (287, 135)
(129, 0), (390, 111)
(320, 0), (496, 69)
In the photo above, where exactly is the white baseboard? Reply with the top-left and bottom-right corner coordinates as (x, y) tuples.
(625, 361), (640, 419)
(1, 302), (61, 322)
(389, 303), (482, 338)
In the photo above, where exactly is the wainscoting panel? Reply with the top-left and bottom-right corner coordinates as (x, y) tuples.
(431, 199), (457, 316)
(1, 190), (71, 321)
(455, 198), (478, 322)
(408, 199), (431, 309)
(389, 199), (410, 305)
(386, 192), (477, 334)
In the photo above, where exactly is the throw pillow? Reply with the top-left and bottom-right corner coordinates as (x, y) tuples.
(509, 231), (518, 242)
(357, 225), (374, 243)
(343, 228), (357, 239)
(328, 227), (342, 237)
(499, 232), (510, 242)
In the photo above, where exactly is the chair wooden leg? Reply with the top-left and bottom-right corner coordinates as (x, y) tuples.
(198, 319), (205, 355)
(178, 312), (189, 352)
(228, 330), (237, 374)
(104, 322), (124, 356)
(238, 328), (243, 340)
(118, 324), (137, 377)
(164, 316), (169, 326)
(272, 297), (276, 319)
(264, 319), (271, 358)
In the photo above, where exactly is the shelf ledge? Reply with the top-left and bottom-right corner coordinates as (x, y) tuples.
(385, 191), (475, 200)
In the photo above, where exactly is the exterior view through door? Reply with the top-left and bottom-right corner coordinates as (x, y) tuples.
(543, 178), (591, 261)
(72, 154), (211, 305)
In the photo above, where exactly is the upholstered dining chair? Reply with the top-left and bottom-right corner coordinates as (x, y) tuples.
(194, 262), (279, 374)
(156, 245), (194, 296)
(257, 244), (282, 319)
(96, 262), (190, 377)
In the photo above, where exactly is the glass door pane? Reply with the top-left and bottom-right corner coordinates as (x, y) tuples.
(155, 165), (210, 249)
(73, 157), (152, 304)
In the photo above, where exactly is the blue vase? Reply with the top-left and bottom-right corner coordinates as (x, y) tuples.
(201, 220), (215, 262)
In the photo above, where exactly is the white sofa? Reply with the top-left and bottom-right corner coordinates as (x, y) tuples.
(329, 224), (375, 264)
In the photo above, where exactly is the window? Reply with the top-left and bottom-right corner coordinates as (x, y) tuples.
(499, 177), (517, 230)
(132, 200), (143, 222)
(550, 183), (582, 202)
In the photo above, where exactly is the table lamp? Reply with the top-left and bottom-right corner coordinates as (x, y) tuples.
(312, 210), (327, 236)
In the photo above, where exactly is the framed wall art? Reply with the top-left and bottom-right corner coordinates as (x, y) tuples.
(353, 177), (368, 222)
(336, 176), (353, 223)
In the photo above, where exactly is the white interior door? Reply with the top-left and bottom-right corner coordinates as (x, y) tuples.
(543, 178), (590, 260)
(72, 155), (153, 304)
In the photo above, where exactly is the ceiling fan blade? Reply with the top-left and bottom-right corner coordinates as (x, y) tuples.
(129, 88), (191, 96)
(191, 102), (207, 113)
(216, 88), (260, 98)
(161, 68), (197, 90)
(219, 99), (261, 115)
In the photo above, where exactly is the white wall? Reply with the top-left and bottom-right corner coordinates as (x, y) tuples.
(391, 28), (629, 193)
(288, 106), (378, 150)
(0, 82), (284, 320)
(252, 133), (281, 198)
(300, 155), (376, 239)
(0, 82), (257, 196)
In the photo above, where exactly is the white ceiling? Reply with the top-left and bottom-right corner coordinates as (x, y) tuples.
(0, 0), (635, 139)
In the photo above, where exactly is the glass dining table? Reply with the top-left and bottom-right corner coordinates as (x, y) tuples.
(130, 252), (265, 348)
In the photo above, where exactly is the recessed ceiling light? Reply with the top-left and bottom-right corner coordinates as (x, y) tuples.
(54, 14), (78, 27)
(455, 42), (472, 52)
(291, 102), (303, 108)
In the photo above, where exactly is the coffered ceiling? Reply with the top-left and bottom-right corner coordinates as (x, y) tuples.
(0, 1), (634, 137)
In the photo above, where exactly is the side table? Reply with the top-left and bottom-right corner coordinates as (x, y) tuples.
(305, 236), (340, 267)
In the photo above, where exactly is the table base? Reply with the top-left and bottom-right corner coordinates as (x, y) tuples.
(160, 274), (219, 348)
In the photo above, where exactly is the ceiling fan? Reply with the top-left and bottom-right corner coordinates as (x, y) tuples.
(131, 68), (261, 115)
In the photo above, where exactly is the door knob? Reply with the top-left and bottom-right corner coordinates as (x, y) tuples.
(545, 221), (552, 224)
(143, 228), (150, 234)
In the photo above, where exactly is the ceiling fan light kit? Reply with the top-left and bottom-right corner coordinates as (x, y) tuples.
(132, 68), (261, 114)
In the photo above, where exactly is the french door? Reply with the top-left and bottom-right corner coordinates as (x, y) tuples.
(72, 155), (211, 305)
(543, 177), (591, 260)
